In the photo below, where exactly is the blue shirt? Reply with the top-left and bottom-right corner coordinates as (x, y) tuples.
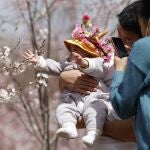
(110, 37), (150, 150)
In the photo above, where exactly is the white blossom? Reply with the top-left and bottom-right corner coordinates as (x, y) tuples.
(41, 73), (48, 79)
(0, 88), (16, 103)
(38, 79), (47, 87)
(40, 8), (46, 16)
(0, 89), (9, 99)
(14, 62), (20, 68)
(11, 88), (16, 93)
(38, 79), (43, 84)
(37, 73), (42, 78)
(42, 80), (47, 87)
(4, 46), (11, 57)
(2, 56), (11, 67)
(0, 89), (11, 103)
(39, 28), (48, 39)
(36, 72), (48, 87)
(16, 65), (26, 73)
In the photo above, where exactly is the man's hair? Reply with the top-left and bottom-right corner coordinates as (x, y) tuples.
(140, 0), (150, 19)
(117, 1), (142, 37)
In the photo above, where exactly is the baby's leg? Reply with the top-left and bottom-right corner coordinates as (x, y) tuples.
(82, 99), (107, 146)
(56, 102), (78, 139)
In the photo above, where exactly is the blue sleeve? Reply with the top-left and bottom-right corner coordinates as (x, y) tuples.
(110, 58), (145, 119)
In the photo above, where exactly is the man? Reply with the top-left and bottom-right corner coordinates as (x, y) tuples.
(110, 0), (150, 149)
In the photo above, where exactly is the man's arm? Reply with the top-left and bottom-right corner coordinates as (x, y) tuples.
(103, 119), (136, 142)
(77, 118), (136, 142)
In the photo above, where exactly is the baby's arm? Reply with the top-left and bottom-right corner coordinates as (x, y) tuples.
(71, 52), (113, 79)
(23, 50), (63, 76)
(81, 57), (114, 79)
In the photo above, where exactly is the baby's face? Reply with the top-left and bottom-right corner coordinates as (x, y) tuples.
(70, 45), (89, 58)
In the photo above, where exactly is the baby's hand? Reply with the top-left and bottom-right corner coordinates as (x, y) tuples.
(70, 52), (89, 68)
(23, 50), (38, 64)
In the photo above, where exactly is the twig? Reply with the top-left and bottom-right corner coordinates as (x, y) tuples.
(26, 0), (38, 51)
(33, 0), (39, 19)
(11, 38), (21, 52)
(24, 94), (44, 139)
(44, 0), (51, 57)
(13, 105), (33, 135)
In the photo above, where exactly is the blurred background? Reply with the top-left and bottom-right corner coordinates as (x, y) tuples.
(0, 0), (135, 150)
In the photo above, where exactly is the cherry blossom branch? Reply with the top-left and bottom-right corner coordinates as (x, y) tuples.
(9, 73), (43, 143)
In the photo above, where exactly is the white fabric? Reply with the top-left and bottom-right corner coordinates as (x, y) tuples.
(36, 56), (47, 68)
(82, 130), (98, 147)
(80, 57), (98, 74)
(56, 122), (78, 138)
(76, 101), (84, 114)
(81, 57), (115, 87)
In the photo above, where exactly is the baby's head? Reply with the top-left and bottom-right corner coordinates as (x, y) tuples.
(64, 39), (100, 62)
(64, 14), (114, 62)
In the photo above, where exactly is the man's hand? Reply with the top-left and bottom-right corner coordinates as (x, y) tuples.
(59, 70), (98, 94)
(114, 56), (128, 71)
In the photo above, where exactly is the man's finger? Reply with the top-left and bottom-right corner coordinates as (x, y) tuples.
(80, 76), (98, 85)
(73, 88), (90, 94)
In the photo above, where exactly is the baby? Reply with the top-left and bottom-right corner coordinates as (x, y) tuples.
(23, 21), (118, 147)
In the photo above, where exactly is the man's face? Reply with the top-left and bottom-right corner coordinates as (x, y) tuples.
(117, 25), (141, 52)
(138, 17), (150, 36)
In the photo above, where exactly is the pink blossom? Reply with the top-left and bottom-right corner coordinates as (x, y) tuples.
(82, 14), (90, 22)
(71, 25), (85, 40)
(92, 26), (99, 34)
(81, 39), (90, 45)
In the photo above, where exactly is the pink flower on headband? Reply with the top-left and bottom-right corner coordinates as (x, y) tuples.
(71, 25), (91, 45)
(82, 14), (90, 22)
(72, 25), (85, 40)
(89, 26), (100, 37)
(82, 13), (92, 28)
(98, 39), (114, 62)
